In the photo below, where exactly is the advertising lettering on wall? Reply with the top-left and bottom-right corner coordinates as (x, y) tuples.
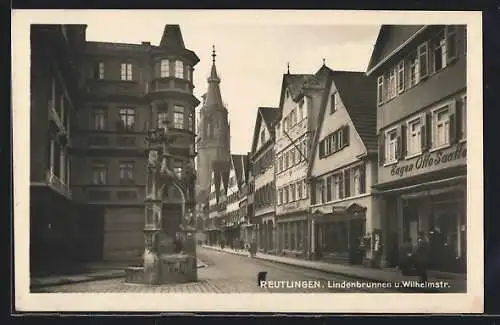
(390, 142), (467, 178)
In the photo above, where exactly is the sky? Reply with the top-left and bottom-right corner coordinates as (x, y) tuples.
(86, 23), (380, 154)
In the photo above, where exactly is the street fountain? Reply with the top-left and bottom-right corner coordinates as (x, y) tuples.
(125, 120), (198, 285)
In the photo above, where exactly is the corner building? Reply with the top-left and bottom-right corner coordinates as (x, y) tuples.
(367, 25), (467, 272)
(71, 25), (199, 263)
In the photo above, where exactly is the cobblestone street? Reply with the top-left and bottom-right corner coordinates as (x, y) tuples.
(33, 247), (400, 293)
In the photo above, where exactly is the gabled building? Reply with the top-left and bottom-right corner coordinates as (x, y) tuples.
(249, 107), (279, 252)
(205, 161), (230, 245)
(307, 66), (379, 265)
(223, 154), (248, 246)
(274, 71), (328, 257)
(367, 25), (467, 272)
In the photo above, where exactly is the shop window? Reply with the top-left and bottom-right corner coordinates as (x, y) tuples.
(407, 116), (423, 156)
(385, 128), (398, 163)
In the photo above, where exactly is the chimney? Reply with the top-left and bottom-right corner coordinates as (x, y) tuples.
(142, 41), (151, 46)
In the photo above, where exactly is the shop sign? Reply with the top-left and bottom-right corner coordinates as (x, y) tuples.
(389, 142), (466, 178)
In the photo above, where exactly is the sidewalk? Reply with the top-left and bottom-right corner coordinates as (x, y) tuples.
(201, 245), (466, 293)
(31, 259), (208, 289)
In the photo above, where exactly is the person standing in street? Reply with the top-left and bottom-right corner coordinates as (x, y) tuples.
(414, 233), (429, 282)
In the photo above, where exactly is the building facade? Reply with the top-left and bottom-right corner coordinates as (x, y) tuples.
(307, 67), (380, 265)
(31, 24), (200, 269)
(367, 25), (467, 272)
(274, 72), (328, 257)
(249, 107), (279, 252)
(30, 25), (88, 274)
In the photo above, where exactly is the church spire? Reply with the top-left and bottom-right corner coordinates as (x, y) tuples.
(204, 46), (223, 109)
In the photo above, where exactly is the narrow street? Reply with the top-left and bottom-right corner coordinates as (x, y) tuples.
(33, 247), (399, 293)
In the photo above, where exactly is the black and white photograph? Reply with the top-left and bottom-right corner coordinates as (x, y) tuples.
(13, 10), (483, 313)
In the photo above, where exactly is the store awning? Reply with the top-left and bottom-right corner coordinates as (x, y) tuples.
(374, 175), (466, 197)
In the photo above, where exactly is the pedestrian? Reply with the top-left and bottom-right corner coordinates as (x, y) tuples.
(413, 233), (429, 282)
(400, 237), (413, 276)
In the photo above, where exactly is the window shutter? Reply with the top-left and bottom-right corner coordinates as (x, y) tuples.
(400, 124), (407, 159)
(395, 131), (401, 161)
(456, 98), (463, 139)
(425, 112), (432, 150)
(344, 169), (350, 198)
(343, 125), (350, 147)
(360, 163), (366, 194)
(378, 133), (385, 166)
(449, 99), (458, 144)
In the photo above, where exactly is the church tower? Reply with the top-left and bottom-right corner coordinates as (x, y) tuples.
(195, 46), (231, 201)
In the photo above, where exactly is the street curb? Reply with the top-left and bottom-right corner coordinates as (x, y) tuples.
(30, 272), (126, 289)
(200, 246), (454, 293)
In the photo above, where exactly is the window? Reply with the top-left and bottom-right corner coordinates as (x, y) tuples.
(377, 76), (384, 104)
(432, 31), (447, 72)
(278, 155), (283, 173)
(188, 112), (193, 131)
(91, 163), (107, 185)
(297, 181), (302, 199)
(120, 63), (132, 81)
(333, 174), (341, 200)
(407, 117), (422, 155)
(409, 53), (419, 87)
(418, 43), (429, 78)
(302, 180), (308, 199)
(276, 122), (281, 138)
(353, 168), (361, 196)
(175, 60), (184, 78)
(302, 138), (308, 159)
(385, 129), (398, 163)
(290, 184), (296, 201)
(91, 108), (106, 130)
(433, 107), (450, 148)
(173, 105), (185, 129)
(284, 185), (289, 203)
(337, 129), (344, 150)
(260, 130), (266, 144)
(298, 99), (304, 120)
(397, 60), (405, 93)
(157, 111), (168, 129)
(119, 162), (135, 184)
(388, 68), (397, 99)
(186, 65), (192, 81)
(278, 189), (283, 205)
(331, 92), (340, 113)
(283, 117), (288, 133)
(291, 109), (297, 126)
(290, 148), (295, 166)
(98, 62), (104, 79)
(326, 176), (332, 202)
(119, 108), (135, 131)
(160, 59), (170, 78)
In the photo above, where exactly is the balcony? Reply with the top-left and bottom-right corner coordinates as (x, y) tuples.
(46, 170), (72, 199)
(72, 185), (146, 205)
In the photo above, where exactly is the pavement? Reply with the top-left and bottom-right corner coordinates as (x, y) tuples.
(201, 245), (466, 293)
(30, 258), (208, 289)
(32, 247), (401, 293)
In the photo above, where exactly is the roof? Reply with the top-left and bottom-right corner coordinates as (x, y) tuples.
(212, 160), (231, 199)
(307, 66), (377, 177)
(159, 25), (185, 49)
(284, 74), (317, 100)
(250, 107), (279, 156)
(85, 41), (151, 52)
(366, 25), (426, 75)
(332, 70), (377, 152)
(231, 154), (247, 186)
